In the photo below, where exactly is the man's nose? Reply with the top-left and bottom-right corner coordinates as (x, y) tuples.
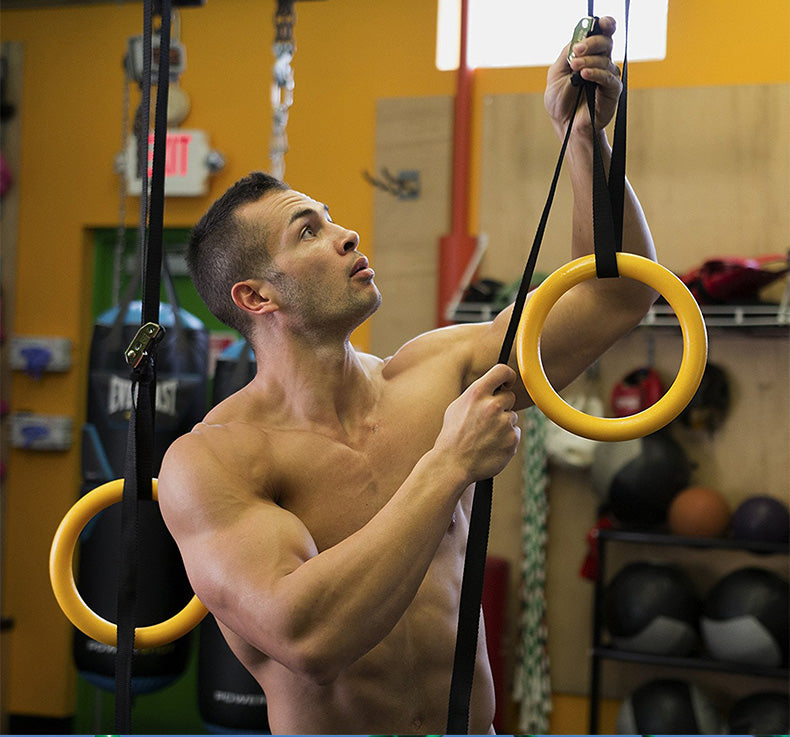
(337, 227), (360, 254)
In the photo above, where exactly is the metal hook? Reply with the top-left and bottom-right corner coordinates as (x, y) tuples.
(362, 167), (420, 200)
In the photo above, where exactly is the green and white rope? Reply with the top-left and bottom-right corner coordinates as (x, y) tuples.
(513, 405), (552, 734)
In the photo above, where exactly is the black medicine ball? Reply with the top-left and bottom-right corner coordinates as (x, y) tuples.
(617, 678), (722, 735)
(604, 561), (700, 656)
(607, 430), (692, 527)
(728, 691), (790, 735)
(701, 567), (789, 667)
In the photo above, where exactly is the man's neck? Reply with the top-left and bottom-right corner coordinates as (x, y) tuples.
(249, 332), (379, 436)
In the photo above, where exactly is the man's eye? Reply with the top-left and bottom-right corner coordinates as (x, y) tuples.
(301, 225), (315, 239)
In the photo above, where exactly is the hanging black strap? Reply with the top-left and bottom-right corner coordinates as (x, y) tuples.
(446, 87), (582, 734)
(585, 0), (630, 278)
(446, 2), (629, 731)
(608, 0), (629, 253)
(586, 79), (620, 279)
(114, 0), (172, 732)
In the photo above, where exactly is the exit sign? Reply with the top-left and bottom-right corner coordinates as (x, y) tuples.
(122, 128), (213, 197)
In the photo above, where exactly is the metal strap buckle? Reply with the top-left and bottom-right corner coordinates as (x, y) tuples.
(124, 322), (165, 368)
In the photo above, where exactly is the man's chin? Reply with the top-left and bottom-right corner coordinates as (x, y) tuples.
(357, 287), (382, 320)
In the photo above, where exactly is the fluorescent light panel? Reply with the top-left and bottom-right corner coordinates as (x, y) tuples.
(436, 0), (668, 70)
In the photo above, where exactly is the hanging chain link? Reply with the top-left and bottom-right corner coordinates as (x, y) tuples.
(270, 0), (296, 180)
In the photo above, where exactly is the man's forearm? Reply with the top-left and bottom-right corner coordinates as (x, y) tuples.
(564, 129), (657, 264)
(257, 449), (467, 683)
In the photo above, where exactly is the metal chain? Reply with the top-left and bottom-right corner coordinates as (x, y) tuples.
(270, 0), (296, 180)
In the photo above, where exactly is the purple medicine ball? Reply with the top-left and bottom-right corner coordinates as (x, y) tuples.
(731, 496), (790, 544)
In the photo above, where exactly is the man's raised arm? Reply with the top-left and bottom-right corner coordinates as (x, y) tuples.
(465, 16), (657, 405)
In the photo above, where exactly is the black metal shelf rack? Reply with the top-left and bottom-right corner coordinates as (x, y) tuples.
(587, 528), (789, 734)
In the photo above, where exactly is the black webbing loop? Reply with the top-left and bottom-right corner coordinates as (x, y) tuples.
(141, 1), (171, 327)
(589, 0), (630, 278)
(586, 81), (619, 279)
(114, 0), (172, 732)
(446, 2), (630, 731)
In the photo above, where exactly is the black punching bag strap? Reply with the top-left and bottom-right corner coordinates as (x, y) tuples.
(114, 0), (172, 731)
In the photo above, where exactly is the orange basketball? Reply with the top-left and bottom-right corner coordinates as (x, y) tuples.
(668, 486), (731, 538)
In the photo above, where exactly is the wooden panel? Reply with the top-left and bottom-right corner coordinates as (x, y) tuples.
(479, 84), (790, 278)
(369, 96), (453, 356)
(478, 93), (576, 283)
(621, 84), (790, 271)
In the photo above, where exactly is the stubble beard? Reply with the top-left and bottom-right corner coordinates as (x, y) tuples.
(280, 271), (382, 342)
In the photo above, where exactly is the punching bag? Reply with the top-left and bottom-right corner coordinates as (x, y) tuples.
(198, 615), (270, 734)
(198, 338), (269, 733)
(212, 339), (256, 403)
(74, 294), (209, 693)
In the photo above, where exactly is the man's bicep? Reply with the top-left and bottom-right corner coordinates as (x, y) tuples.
(158, 439), (319, 638)
(463, 305), (532, 409)
(185, 497), (323, 663)
(183, 495), (318, 607)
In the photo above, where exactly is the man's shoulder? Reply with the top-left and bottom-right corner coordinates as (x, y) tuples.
(379, 322), (483, 379)
(160, 416), (274, 499)
(171, 416), (272, 467)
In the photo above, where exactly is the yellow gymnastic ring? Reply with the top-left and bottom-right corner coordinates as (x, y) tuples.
(49, 478), (208, 649)
(516, 253), (708, 442)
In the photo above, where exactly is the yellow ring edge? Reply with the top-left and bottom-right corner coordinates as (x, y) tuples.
(516, 253), (708, 442)
(49, 478), (208, 648)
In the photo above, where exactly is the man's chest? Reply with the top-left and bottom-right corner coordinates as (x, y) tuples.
(269, 384), (456, 550)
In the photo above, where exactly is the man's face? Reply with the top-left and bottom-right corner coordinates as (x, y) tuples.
(238, 189), (381, 336)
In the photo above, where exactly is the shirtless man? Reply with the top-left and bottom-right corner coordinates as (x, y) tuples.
(158, 18), (656, 734)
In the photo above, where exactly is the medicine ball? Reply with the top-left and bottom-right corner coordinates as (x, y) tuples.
(667, 486), (731, 538)
(616, 678), (722, 735)
(731, 495), (790, 544)
(592, 430), (691, 528)
(701, 567), (789, 667)
(604, 561), (700, 656)
(727, 691), (790, 735)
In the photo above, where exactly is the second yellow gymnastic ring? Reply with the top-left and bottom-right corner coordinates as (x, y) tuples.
(49, 478), (208, 649)
(516, 253), (708, 442)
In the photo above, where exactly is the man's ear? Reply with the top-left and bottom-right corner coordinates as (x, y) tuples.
(230, 280), (279, 316)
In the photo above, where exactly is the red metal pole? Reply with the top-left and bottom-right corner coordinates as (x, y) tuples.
(438, 0), (478, 327)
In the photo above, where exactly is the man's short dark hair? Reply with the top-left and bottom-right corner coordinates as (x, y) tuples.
(188, 172), (288, 340)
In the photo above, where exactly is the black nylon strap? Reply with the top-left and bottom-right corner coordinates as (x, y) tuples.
(141, 0), (171, 326)
(114, 0), (171, 732)
(608, 0), (629, 252)
(446, 2), (630, 730)
(586, 81), (619, 279)
(590, 0), (630, 277)
(446, 86), (583, 735)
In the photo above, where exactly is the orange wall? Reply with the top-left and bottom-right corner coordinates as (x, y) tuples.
(1, 0), (788, 718)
